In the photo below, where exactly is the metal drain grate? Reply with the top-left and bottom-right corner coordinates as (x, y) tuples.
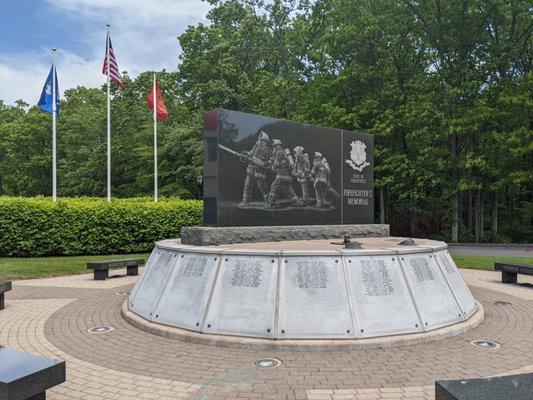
(254, 358), (282, 368)
(470, 339), (501, 349)
(88, 326), (114, 334)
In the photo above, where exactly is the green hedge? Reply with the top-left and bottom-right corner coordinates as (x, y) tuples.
(0, 197), (203, 257)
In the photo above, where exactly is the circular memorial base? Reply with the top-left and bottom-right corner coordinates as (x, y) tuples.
(126, 237), (482, 349)
(122, 300), (483, 350)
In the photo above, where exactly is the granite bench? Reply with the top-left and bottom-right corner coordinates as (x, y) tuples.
(0, 346), (66, 400)
(87, 258), (144, 280)
(0, 281), (12, 310)
(494, 262), (533, 284)
(436, 372), (533, 399)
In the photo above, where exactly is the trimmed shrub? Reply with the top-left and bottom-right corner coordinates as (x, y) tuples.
(0, 197), (203, 257)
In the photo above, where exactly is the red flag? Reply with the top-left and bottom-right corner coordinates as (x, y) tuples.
(147, 80), (168, 121)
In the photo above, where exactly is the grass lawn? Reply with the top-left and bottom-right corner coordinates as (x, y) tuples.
(0, 253), (150, 280)
(452, 255), (532, 270)
(0, 253), (531, 281)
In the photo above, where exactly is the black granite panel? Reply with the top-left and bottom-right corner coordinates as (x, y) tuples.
(341, 130), (374, 224)
(435, 373), (533, 400)
(494, 263), (533, 275)
(0, 281), (11, 293)
(0, 347), (66, 400)
(203, 109), (374, 226)
(86, 259), (144, 270)
(203, 197), (217, 226)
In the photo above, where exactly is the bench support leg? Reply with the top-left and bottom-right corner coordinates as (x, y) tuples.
(434, 385), (455, 400)
(0, 293), (4, 310)
(502, 271), (517, 284)
(27, 392), (46, 400)
(127, 266), (139, 276)
(94, 269), (109, 281)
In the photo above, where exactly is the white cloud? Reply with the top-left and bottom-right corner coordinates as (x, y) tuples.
(51, 0), (210, 20)
(0, 0), (211, 105)
(0, 49), (102, 106)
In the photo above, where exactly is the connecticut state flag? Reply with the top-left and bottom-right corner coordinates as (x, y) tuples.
(147, 80), (168, 121)
(38, 66), (60, 115)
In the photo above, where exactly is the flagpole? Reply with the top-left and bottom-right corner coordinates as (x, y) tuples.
(153, 73), (158, 202)
(106, 24), (111, 202)
(52, 47), (57, 202)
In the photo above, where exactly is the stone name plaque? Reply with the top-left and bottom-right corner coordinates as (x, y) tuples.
(278, 256), (353, 338)
(347, 256), (422, 337)
(129, 248), (158, 301)
(129, 250), (177, 320)
(153, 254), (220, 331)
(400, 253), (463, 330)
(434, 250), (477, 318)
(203, 256), (277, 338)
(203, 109), (373, 226)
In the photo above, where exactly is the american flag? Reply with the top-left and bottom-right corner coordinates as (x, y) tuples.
(102, 35), (124, 87)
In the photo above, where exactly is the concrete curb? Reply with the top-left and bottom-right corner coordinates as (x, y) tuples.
(122, 300), (484, 351)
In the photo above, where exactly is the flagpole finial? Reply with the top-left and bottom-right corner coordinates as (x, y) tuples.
(107, 23), (110, 27)
(52, 47), (56, 52)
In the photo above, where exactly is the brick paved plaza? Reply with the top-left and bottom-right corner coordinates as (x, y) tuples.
(2, 268), (532, 400)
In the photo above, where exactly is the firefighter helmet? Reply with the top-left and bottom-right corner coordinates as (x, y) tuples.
(259, 131), (270, 142)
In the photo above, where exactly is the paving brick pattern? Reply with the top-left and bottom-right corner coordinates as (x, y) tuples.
(0, 298), (199, 399)
(1, 269), (532, 400)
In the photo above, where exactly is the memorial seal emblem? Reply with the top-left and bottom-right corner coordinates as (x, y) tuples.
(346, 140), (370, 171)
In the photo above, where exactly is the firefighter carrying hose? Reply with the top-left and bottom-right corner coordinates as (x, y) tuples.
(239, 131), (271, 207)
(265, 139), (302, 209)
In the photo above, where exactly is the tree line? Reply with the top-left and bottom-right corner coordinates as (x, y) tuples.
(0, 73), (203, 199)
(0, 0), (531, 243)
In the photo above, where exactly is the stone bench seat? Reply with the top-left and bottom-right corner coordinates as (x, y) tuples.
(0, 281), (11, 310)
(87, 258), (144, 281)
(436, 372), (533, 399)
(0, 346), (65, 400)
(494, 262), (533, 284)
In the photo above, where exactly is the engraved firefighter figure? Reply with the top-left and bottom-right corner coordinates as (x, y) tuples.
(293, 146), (311, 202)
(265, 139), (302, 209)
(238, 131), (272, 207)
(310, 152), (340, 208)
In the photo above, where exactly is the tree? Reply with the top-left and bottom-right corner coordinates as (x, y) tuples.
(178, 0), (311, 118)
(0, 0), (531, 242)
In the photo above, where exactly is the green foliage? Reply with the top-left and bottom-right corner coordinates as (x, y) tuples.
(0, 252), (150, 280)
(0, 197), (202, 257)
(452, 255), (533, 271)
(0, 72), (203, 199)
(0, 0), (531, 243)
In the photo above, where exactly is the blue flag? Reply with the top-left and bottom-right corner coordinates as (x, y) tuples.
(38, 66), (60, 115)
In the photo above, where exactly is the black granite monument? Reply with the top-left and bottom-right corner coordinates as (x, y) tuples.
(203, 109), (374, 226)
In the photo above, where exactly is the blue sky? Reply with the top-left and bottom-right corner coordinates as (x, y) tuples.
(0, 0), (211, 105)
